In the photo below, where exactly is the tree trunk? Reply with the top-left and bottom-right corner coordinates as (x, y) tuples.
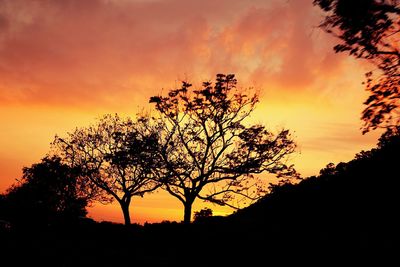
(120, 201), (131, 226)
(183, 202), (193, 224)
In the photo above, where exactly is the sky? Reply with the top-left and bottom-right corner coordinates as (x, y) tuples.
(0, 0), (382, 224)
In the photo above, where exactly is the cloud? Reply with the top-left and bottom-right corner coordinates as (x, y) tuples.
(0, 0), (349, 109)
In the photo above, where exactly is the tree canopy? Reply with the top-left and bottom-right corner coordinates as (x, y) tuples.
(53, 114), (163, 225)
(1, 156), (88, 226)
(150, 73), (298, 223)
(314, 0), (400, 133)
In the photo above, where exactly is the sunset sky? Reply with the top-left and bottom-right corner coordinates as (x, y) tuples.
(0, 0), (382, 224)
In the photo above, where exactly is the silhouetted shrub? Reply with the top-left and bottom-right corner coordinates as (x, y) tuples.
(193, 208), (213, 223)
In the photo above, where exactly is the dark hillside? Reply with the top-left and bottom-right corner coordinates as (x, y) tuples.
(223, 128), (400, 264)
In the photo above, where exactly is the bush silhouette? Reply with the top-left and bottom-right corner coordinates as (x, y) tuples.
(193, 208), (213, 222)
(2, 156), (88, 227)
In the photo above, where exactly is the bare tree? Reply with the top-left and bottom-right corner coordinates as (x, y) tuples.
(150, 74), (298, 223)
(53, 114), (162, 225)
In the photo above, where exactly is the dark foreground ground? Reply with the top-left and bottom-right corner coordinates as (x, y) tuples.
(2, 168), (400, 267)
(1, 211), (398, 267)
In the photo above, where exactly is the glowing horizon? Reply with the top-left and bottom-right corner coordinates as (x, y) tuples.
(0, 0), (382, 224)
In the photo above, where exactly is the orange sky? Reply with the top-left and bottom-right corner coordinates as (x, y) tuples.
(0, 0), (382, 224)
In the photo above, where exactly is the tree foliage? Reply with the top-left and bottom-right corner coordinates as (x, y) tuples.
(53, 114), (163, 225)
(314, 0), (400, 133)
(150, 74), (298, 223)
(2, 156), (88, 226)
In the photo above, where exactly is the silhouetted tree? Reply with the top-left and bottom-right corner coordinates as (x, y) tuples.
(150, 74), (298, 223)
(319, 162), (336, 176)
(3, 156), (88, 226)
(377, 125), (400, 148)
(193, 208), (213, 222)
(314, 0), (400, 133)
(53, 114), (163, 225)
